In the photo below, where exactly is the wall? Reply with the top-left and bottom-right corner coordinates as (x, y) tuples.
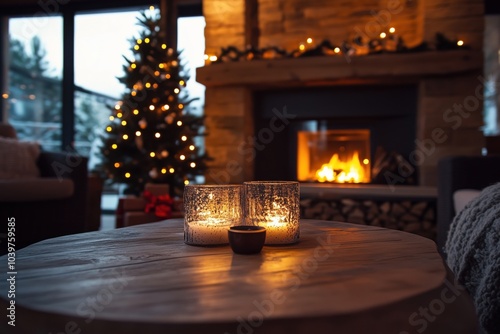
(204, 0), (484, 54)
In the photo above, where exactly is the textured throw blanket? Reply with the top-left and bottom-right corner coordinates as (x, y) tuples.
(445, 182), (500, 334)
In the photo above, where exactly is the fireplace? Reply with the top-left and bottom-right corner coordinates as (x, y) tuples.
(253, 84), (418, 183)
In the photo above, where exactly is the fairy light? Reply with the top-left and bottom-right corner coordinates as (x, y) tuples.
(149, 5), (154, 10)
(457, 40), (464, 46)
(2, 93), (9, 99)
(137, 39), (142, 44)
(149, 105), (155, 111)
(123, 134), (129, 140)
(389, 27), (396, 34)
(161, 44), (167, 49)
(179, 80), (185, 86)
(163, 104), (170, 110)
(184, 180), (190, 185)
(166, 74), (171, 79)
(112, 144), (118, 149)
(181, 135), (187, 141)
(154, 71), (160, 76)
(169, 168), (175, 173)
(135, 131), (141, 136)
(114, 104), (121, 110)
(159, 63), (165, 69)
(114, 163), (120, 168)
(334, 47), (340, 54)
(145, 38), (150, 44)
(134, 45), (139, 50)
(178, 103), (184, 109)
(177, 121), (183, 126)
(145, 83), (151, 88)
(117, 112), (123, 118)
(174, 88), (180, 94)
(109, 116), (115, 121)
(150, 152), (156, 158)
(189, 145), (195, 151)
(190, 162), (196, 168)
(299, 43), (306, 51)
(380, 32), (387, 38)
(171, 60), (178, 66)
(121, 120), (127, 126)
(363, 159), (370, 165)
(133, 109), (139, 115)
(106, 126), (112, 132)
(131, 91), (137, 97)
(306, 37), (313, 44)
(180, 155), (186, 160)
(125, 172), (131, 178)
(155, 132), (161, 138)
(153, 83), (158, 89)
(209, 55), (217, 62)
(204, 54), (209, 60)
(161, 168), (167, 174)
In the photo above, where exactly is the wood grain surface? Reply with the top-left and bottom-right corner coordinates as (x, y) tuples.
(0, 219), (478, 334)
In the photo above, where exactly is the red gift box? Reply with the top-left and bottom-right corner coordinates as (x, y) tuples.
(115, 184), (183, 228)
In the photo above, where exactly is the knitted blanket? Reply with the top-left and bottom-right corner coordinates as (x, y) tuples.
(445, 182), (500, 334)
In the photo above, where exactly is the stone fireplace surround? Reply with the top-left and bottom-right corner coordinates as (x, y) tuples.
(197, 50), (484, 187)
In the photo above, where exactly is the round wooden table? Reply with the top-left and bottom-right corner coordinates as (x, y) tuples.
(0, 219), (477, 334)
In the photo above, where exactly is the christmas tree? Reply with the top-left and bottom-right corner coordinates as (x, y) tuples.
(100, 11), (208, 196)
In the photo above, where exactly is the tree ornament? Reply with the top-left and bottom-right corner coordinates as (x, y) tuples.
(149, 168), (158, 179)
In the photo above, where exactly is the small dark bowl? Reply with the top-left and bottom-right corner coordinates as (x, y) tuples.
(228, 226), (266, 255)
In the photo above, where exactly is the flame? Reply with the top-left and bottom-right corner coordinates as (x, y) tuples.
(315, 151), (366, 183)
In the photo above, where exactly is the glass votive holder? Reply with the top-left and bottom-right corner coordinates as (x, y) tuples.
(184, 184), (242, 246)
(243, 181), (300, 245)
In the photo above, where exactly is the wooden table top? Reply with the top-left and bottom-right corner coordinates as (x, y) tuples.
(0, 219), (477, 334)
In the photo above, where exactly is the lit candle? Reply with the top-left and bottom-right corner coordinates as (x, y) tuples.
(185, 218), (230, 245)
(184, 185), (243, 246)
(264, 218), (291, 244)
(243, 181), (300, 246)
(261, 202), (297, 244)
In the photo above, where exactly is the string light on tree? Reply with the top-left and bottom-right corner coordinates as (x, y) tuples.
(99, 10), (209, 196)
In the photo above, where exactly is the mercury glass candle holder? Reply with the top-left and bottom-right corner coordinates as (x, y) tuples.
(184, 184), (243, 246)
(243, 181), (300, 245)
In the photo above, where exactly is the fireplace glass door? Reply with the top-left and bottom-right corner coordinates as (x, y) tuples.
(297, 129), (370, 183)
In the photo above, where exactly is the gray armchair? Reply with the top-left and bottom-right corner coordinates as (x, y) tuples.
(437, 155), (500, 254)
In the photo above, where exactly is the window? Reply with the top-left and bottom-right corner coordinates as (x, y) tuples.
(7, 16), (63, 151)
(74, 9), (150, 156)
(1, 3), (205, 161)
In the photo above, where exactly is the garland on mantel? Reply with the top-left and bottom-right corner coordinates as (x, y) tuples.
(208, 32), (469, 64)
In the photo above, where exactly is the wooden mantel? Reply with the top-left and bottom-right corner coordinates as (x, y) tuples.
(197, 50), (482, 87)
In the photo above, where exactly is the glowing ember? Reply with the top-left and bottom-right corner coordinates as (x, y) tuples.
(315, 151), (368, 183)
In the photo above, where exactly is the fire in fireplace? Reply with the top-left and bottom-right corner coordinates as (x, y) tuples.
(253, 84), (418, 183)
(297, 129), (371, 183)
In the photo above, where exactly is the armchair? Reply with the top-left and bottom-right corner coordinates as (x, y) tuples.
(437, 155), (500, 254)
